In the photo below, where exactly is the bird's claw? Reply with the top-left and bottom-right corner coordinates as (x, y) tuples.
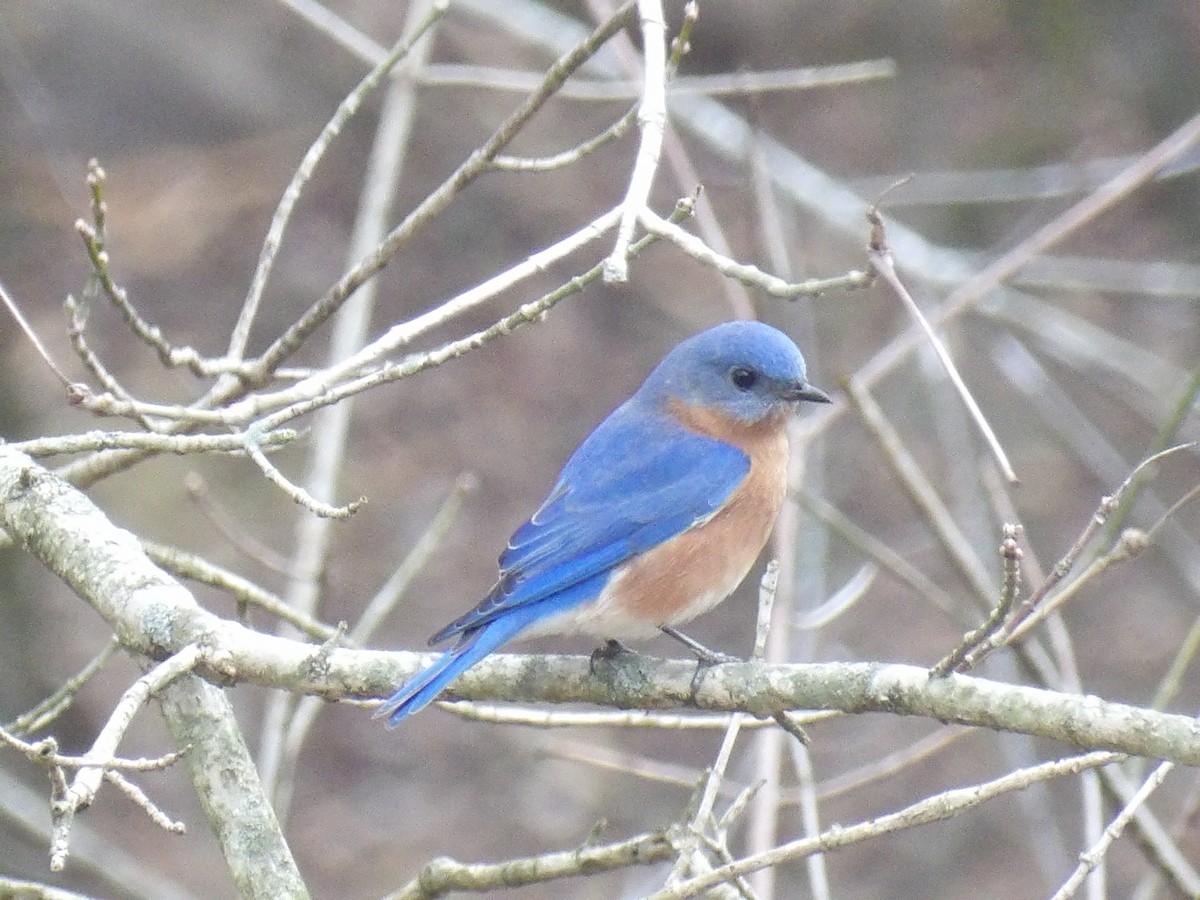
(659, 624), (741, 667)
(590, 638), (637, 674)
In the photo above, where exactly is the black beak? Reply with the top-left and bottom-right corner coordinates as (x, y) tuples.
(782, 381), (832, 404)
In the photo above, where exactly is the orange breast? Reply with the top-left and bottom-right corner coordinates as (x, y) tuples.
(587, 401), (791, 633)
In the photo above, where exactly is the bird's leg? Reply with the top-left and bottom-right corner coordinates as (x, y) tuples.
(590, 638), (637, 674)
(660, 625), (740, 666)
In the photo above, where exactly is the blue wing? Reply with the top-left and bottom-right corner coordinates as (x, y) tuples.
(427, 401), (750, 645)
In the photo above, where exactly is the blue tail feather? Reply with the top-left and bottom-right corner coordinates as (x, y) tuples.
(375, 611), (533, 726)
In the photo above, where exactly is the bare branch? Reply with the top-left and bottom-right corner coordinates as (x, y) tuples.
(602, 0), (667, 282)
(4, 445), (1200, 766)
(648, 752), (1120, 899)
(867, 205), (1018, 483)
(230, 2), (448, 368)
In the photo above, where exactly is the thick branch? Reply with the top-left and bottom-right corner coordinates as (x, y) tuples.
(2, 445), (1199, 767)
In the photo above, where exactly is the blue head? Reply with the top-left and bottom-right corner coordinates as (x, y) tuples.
(638, 321), (830, 423)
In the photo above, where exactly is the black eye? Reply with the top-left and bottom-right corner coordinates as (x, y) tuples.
(729, 366), (758, 391)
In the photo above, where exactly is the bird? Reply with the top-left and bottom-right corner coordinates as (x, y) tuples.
(376, 320), (830, 725)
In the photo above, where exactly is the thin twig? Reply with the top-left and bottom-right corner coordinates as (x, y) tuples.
(4, 639), (119, 735)
(491, 104), (638, 172)
(245, 443), (364, 519)
(13, 429), (296, 458)
(63, 292), (150, 427)
(48, 645), (201, 871)
(247, 199), (690, 438)
(242, 2), (638, 387)
(276, 0), (387, 65)
(419, 57), (895, 99)
(798, 492), (963, 621)
(639, 208), (872, 297)
(142, 541), (338, 641)
(961, 444), (1195, 669)
(352, 473), (475, 643)
(646, 752), (1120, 899)
(182, 472), (297, 575)
(384, 829), (675, 900)
(932, 524), (1024, 676)
(844, 379), (996, 605)
(1051, 760), (1175, 900)
(867, 205), (1017, 483)
(228, 1), (448, 368)
(603, 0), (667, 282)
(0, 278), (76, 389)
(74, 218), (211, 375)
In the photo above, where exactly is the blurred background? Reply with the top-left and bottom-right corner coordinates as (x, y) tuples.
(2, 1), (1200, 897)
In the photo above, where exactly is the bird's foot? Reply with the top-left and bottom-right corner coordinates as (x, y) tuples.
(659, 625), (740, 667)
(590, 638), (637, 674)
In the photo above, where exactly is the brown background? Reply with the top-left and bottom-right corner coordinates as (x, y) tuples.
(2, 2), (1200, 897)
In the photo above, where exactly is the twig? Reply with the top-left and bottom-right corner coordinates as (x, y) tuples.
(4, 639), (118, 735)
(1145, 480), (1200, 542)
(1105, 362), (1200, 542)
(0, 726), (188, 774)
(546, 735), (756, 795)
(638, 208), (871, 297)
(646, 752), (1120, 899)
(419, 57), (895, 99)
(63, 292), (151, 428)
(74, 218), (211, 375)
(248, 199), (690, 438)
(182, 472), (297, 575)
(229, 1), (448, 369)
(142, 541), (338, 641)
(931, 524), (1024, 676)
(798, 492), (962, 621)
(245, 443), (364, 519)
(1007, 527), (1148, 645)
(74, 160), (208, 380)
(253, 202), (624, 411)
(812, 726), (971, 802)
(352, 473), (475, 643)
(1148, 615), (1200, 713)
(63, 393), (242, 425)
(603, 0), (667, 282)
(47, 645), (201, 870)
(1051, 760), (1174, 900)
(13, 428), (296, 458)
(102, 769), (186, 834)
(867, 205), (1017, 483)
(663, 58), (896, 95)
(384, 829), (675, 900)
(0, 277), (77, 390)
(491, 104), (638, 172)
(790, 563), (876, 631)
(844, 379), (996, 605)
(243, 1), (638, 387)
(961, 444), (1195, 669)
(934, 108), (1200, 325)
(276, 0), (387, 67)
(1106, 762), (1200, 898)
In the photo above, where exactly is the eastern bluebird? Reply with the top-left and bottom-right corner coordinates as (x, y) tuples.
(376, 321), (830, 725)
